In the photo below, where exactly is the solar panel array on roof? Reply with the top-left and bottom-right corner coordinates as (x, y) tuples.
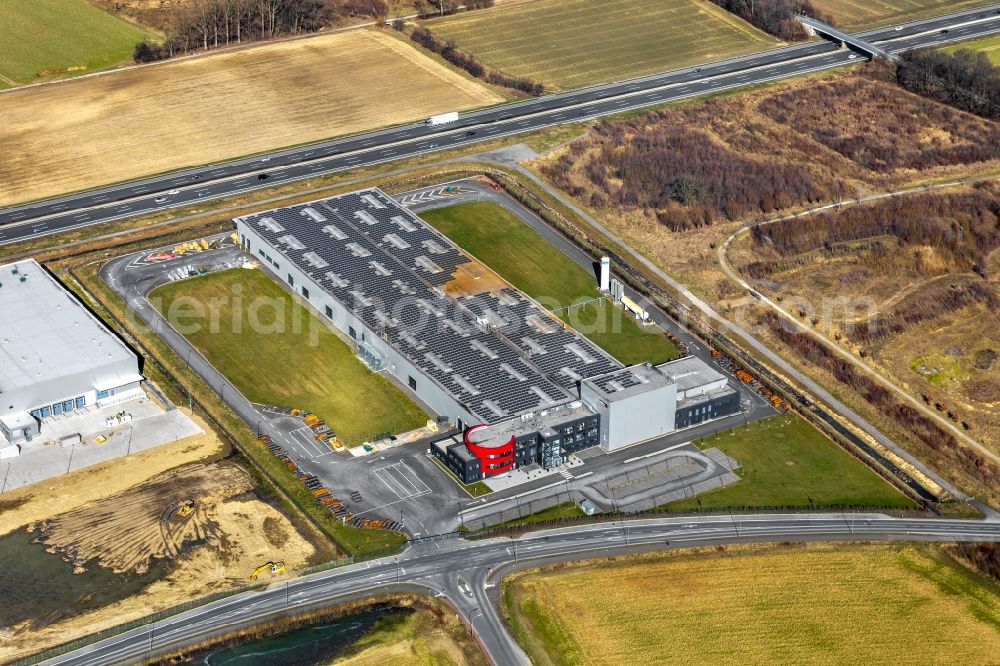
(592, 367), (647, 395)
(236, 188), (623, 424)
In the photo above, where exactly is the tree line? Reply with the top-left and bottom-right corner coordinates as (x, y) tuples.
(408, 25), (544, 95)
(758, 74), (1000, 173)
(133, 0), (494, 63)
(707, 0), (835, 41)
(897, 49), (1000, 121)
(748, 186), (1000, 278)
(542, 110), (847, 230)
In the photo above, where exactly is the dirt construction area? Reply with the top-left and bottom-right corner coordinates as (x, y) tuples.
(0, 417), (332, 662)
(0, 29), (502, 206)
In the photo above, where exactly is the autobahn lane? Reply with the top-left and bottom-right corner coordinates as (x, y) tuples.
(3, 6), (999, 243)
(41, 514), (1000, 666)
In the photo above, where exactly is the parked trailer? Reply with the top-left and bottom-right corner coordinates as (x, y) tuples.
(425, 111), (459, 126)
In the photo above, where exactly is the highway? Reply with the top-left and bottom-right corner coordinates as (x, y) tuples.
(3, 4), (1000, 246)
(39, 513), (1000, 666)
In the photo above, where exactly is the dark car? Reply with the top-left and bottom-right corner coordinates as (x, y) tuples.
(258, 173), (269, 180)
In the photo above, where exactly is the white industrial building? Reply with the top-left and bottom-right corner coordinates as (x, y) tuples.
(234, 188), (742, 482)
(0, 259), (143, 453)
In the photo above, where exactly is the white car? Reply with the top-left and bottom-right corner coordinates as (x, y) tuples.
(894, 26), (903, 31)
(260, 157), (271, 162)
(848, 54), (858, 60)
(154, 196), (166, 203)
(167, 189), (179, 195)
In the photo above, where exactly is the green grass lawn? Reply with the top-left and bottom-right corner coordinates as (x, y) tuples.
(664, 413), (916, 510)
(0, 0), (153, 86)
(488, 502), (586, 531)
(152, 269), (426, 446)
(420, 202), (678, 366)
(423, 0), (780, 91)
(943, 33), (1000, 65)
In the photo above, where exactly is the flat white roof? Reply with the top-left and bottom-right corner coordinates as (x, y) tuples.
(0, 259), (137, 392)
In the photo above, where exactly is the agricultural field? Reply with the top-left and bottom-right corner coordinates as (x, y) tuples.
(944, 34), (1000, 65)
(0, 0), (152, 87)
(664, 413), (915, 510)
(422, 0), (781, 91)
(152, 269), (427, 445)
(420, 201), (679, 365)
(731, 184), (1000, 456)
(502, 544), (1000, 666)
(0, 422), (332, 663)
(810, 0), (995, 30)
(0, 29), (502, 206)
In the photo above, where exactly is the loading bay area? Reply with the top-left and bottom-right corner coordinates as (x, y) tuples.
(101, 180), (776, 537)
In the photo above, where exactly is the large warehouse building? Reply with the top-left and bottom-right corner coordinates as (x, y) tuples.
(235, 188), (739, 483)
(0, 259), (143, 451)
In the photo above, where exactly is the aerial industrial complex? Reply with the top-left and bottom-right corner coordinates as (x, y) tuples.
(0, 259), (143, 455)
(235, 188), (739, 483)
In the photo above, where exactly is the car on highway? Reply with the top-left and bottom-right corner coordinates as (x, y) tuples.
(167, 189), (180, 195)
(257, 173), (269, 180)
(260, 157), (271, 162)
(894, 26), (903, 31)
(154, 196), (167, 203)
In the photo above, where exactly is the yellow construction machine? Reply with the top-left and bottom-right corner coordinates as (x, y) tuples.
(250, 561), (286, 581)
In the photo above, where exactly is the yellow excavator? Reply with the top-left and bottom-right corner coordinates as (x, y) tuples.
(250, 561), (286, 581)
(177, 500), (195, 517)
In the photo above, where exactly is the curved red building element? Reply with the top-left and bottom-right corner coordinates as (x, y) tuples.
(465, 425), (516, 475)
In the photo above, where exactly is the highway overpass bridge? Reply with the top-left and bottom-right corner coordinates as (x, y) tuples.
(799, 15), (896, 61)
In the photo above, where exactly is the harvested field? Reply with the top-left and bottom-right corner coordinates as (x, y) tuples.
(0, 0), (152, 87)
(810, 0), (995, 29)
(423, 0), (781, 91)
(0, 29), (502, 206)
(503, 544), (1000, 665)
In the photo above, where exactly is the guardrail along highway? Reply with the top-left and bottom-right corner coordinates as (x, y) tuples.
(3, 5), (1000, 246)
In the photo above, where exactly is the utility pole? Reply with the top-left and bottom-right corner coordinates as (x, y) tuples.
(1, 462), (10, 495)
(395, 557), (400, 584)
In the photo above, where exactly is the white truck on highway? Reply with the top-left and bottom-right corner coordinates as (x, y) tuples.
(425, 111), (459, 126)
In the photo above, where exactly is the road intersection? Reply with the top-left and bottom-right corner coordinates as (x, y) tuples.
(40, 513), (1000, 666)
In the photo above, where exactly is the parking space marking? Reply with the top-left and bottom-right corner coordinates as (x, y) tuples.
(374, 462), (431, 500)
(287, 427), (333, 459)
